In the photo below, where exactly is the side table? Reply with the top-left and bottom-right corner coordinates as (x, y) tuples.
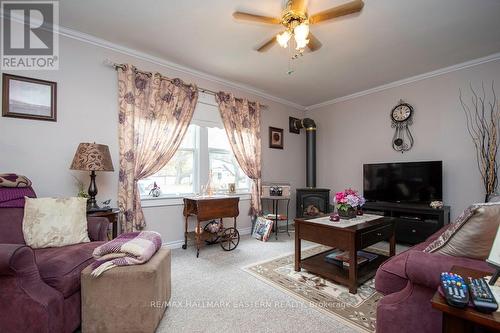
(87, 208), (120, 239)
(261, 196), (290, 240)
(431, 265), (500, 333)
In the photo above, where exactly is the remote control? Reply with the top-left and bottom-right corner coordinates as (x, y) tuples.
(467, 277), (499, 313)
(440, 272), (469, 308)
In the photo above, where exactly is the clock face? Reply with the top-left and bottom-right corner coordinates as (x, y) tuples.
(391, 103), (412, 122)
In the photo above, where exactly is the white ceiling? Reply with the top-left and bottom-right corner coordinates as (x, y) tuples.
(59, 0), (500, 107)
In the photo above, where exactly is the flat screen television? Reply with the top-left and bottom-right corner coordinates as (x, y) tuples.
(363, 161), (442, 204)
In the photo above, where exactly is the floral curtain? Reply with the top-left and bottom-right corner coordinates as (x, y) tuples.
(118, 65), (198, 231)
(215, 92), (262, 216)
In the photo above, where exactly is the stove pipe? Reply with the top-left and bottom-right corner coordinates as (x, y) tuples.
(302, 118), (317, 188)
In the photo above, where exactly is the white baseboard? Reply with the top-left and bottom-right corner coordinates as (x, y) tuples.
(238, 226), (253, 235)
(162, 239), (185, 249)
(162, 226), (253, 249)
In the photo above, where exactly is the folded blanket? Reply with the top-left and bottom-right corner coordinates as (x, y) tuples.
(0, 187), (36, 207)
(0, 174), (32, 187)
(91, 231), (162, 277)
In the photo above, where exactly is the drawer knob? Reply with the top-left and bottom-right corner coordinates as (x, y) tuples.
(377, 232), (382, 236)
(412, 229), (416, 233)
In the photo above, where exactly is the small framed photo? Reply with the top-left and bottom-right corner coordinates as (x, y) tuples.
(2, 74), (57, 122)
(269, 127), (284, 149)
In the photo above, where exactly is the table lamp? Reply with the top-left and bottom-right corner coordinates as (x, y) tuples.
(70, 143), (114, 212)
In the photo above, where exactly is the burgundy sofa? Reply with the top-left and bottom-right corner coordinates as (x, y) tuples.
(375, 224), (493, 333)
(0, 207), (109, 333)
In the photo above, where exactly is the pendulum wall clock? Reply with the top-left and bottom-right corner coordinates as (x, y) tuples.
(391, 100), (414, 153)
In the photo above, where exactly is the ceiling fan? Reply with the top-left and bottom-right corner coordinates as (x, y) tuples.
(233, 0), (364, 53)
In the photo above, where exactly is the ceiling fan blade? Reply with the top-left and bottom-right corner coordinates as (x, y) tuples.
(307, 33), (322, 52)
(290, 0), (308, 13)
(233, 12), (281, 25)
(309, 0), (364, 24)
(256, 36), (277, 52)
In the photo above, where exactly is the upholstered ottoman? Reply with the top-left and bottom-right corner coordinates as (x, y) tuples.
(81, 248), (171, 333)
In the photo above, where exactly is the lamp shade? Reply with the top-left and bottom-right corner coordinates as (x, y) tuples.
(70, 143), (114, 172)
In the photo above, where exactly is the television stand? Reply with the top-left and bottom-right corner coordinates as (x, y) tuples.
(363, 202), (450, 245)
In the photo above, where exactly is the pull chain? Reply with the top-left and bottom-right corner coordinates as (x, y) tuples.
(287, 41), (294, 75)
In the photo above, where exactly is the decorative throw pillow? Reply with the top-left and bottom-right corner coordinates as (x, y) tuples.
(424, 202), (500, 259)
(0, 173), (32, 187)
(22, 197), (90, 248)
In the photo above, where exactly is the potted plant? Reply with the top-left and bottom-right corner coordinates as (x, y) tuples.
(335, 189), (366, 220)
(73, 176), (89, 199)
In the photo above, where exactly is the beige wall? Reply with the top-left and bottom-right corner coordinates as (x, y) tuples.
(0, 36), (306, 245)
(309, 59), (500, 220)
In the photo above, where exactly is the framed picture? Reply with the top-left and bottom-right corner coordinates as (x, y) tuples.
(2, 74), (57, 122)
(289, 116), (301, 134)
(269, 127), (284, 149)
(252, 217), (273, 242)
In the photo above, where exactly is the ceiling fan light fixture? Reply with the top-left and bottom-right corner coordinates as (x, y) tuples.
(293, 22), (310, 50)
(295, 38), (309, 50)
(277, 30), (292, 48)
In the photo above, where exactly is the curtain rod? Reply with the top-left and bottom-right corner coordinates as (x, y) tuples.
(103, 59), (268, 108)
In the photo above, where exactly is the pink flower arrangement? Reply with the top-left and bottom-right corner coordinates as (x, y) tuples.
(335, 188), (366, 212)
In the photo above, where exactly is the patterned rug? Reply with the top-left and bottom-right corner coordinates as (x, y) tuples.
(242, 246), (386, 332)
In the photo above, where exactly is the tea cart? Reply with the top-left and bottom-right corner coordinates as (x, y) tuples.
(182, 196), (240, 257)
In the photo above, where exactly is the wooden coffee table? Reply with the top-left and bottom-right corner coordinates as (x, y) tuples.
(294, 214), (395, 294)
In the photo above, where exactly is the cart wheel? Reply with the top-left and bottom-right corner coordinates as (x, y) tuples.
(204, 221), (220, 245)
(220, 227), (240, 251)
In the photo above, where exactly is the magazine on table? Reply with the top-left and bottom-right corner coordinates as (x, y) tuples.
(325, 249), (379, 267)
(264, 213), (286, 220)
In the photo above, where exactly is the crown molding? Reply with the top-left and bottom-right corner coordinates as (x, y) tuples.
(55, 26), (306, 111)
(305, 51), (500, 111)
(0, 10), (304, 111)
(4, 12), (499, 112)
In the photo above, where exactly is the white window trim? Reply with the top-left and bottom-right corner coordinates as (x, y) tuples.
(141, 192), (252, 208)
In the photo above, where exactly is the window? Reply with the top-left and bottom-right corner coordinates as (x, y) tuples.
(208, 127), (251, 192)
(138, 125), (198, 196)
(139, 97), (250, 199)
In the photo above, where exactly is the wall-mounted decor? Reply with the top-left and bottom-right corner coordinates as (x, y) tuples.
(269, 127), (284, 149)
(390, 100), (414, 153)
(460, 82), (499, 202)
(289, 117), (301, 134)
(2, 73), (57, 122)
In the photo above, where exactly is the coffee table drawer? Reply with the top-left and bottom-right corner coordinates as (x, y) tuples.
(360, 224), (393, 248)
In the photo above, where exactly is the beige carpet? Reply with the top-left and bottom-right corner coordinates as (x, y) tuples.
(243, 246), (385, 332)
(156, 234), (363, 333)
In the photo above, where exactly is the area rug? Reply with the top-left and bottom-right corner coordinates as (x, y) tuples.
(242, 246), (387, 332)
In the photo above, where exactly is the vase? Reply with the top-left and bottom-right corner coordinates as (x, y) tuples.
(338, 207), (357, 220)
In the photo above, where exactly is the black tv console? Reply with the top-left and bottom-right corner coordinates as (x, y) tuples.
(363, 202), (450, 245)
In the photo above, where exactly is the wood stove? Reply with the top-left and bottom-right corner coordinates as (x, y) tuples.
(296, 188), (330, 218)
(294, 118), (330, 218)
